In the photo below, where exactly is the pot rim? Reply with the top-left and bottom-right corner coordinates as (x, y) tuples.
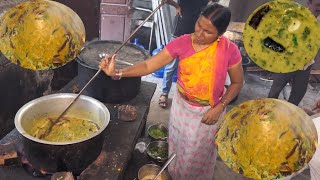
(76, 40), (150, 70)
(75, 57), (99, 70)
(14, 93), (110, 145)
(146, 140), (168, 162)
(138, 163), (170, 180)
(147, 123), (168, 140)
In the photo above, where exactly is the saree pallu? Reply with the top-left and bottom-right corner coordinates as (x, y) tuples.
(177, 36), (231, 107)
(168, 91), (225, 180)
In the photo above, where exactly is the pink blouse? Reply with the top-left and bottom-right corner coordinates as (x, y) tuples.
(164, 34), (242, 106)
(165, 34), (241, 68)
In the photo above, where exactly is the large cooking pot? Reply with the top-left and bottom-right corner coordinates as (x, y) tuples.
(0, 0), (85, 70)
(215, 98), (318, 179)
(76, 40), (150, 103)
(14, 93), (110, 175)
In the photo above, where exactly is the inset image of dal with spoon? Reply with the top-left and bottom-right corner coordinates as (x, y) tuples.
(243, 0), (320, 73)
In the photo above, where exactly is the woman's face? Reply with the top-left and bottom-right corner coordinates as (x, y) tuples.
(193, 15), (219, 45)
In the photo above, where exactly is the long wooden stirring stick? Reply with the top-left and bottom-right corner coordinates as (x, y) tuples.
(48, 1), (166, 133)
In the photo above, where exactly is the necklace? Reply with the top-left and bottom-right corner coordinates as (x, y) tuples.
(191, 34), (219, 52)
(192, 38), (208, 52)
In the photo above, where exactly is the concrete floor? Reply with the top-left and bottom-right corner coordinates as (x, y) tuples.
(138, 71), (320, 180)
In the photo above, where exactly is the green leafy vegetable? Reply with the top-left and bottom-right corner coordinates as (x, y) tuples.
(149, 146), (168, 159)
(149, 128), (167, 139)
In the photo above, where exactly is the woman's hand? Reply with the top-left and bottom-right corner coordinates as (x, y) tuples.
(312, 100), (320, 111)
(176, 6), (182, 17)
(163, 0), (181, 16)
(99, 54), (116, 76)
(201, 104), (224, 125)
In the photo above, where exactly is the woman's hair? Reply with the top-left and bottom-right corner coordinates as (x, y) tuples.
(201, 4), (231, 35)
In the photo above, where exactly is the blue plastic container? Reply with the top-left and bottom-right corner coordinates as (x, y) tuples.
(151, 45), (165, 78)
(132, 37), (145, 50)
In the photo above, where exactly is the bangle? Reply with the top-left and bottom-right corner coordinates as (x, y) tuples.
(112, 69), (122, 80)
(220, 99), (228, 108)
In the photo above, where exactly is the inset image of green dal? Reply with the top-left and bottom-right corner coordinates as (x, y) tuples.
(243, 0), (320, 73)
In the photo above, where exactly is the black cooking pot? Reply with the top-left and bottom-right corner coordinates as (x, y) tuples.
(76, 40), (150, 103)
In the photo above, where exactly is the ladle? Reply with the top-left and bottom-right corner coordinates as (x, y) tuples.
(41, 1), (167, 138)
(153, 153), (176, 180)
(98, 53), (134, 66)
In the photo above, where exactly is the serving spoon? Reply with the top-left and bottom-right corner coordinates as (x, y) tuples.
(40, 0), (167, 138)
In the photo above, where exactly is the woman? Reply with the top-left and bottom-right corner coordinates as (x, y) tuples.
(100, 4), (244, 179)
(158, 0), (216, 109)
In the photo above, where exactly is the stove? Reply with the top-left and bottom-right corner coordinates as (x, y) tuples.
(0, 76), (157, 180)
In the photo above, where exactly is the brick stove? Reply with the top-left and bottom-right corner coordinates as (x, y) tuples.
(0, 76), (157, 180)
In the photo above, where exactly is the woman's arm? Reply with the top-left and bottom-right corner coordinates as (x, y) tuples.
(220, 62), (244, 107)
(166, 0), (179, 9)
(99, 48), (174, 78)
(165, 0), (181, 16)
